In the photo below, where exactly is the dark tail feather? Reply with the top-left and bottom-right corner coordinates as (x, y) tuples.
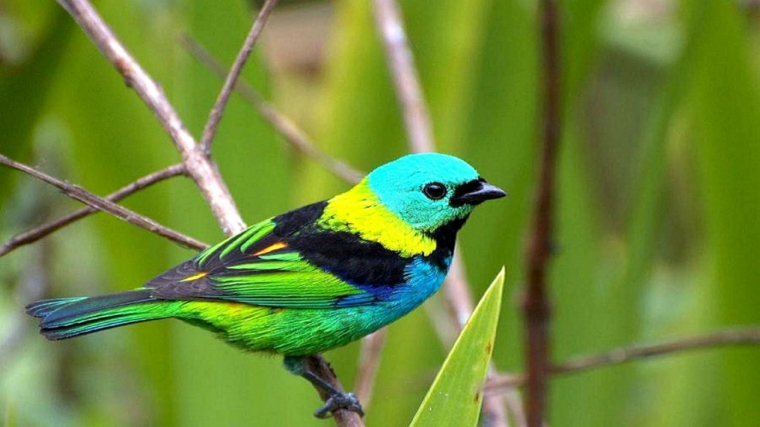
(26, 290), (170, 340)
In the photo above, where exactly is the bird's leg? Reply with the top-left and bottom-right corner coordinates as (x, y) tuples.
(283, 355), (365, 419)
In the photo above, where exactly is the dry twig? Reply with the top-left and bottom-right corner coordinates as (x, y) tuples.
(353, 329), (387, 407)
(0, 164), (186, 257)
(0, 155), (205, 251)
(181, 36), (364, 184)
(200, 0), (279, 153)
(372, 0), (434, 153)
(522, 0), (560, 425)
(304, 356), (366, 426)
(57, 0), (244, 235)
(486, 327), (760, 390)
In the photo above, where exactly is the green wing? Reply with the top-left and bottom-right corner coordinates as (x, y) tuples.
(146, 219), (375, 309)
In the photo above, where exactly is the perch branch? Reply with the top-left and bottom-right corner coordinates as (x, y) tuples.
(200, 0), (279, 153)
(522, 0), (560, 425)
(181, 36), (364, 184)
(0, 155), (205, 251)
(485, 327), (760, 390)
(304, 356), (366, 427)
(0, 164), (186, 257)
(57, 0), (244, 235)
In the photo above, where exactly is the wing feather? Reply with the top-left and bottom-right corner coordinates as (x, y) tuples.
(148, 218), (377, 308)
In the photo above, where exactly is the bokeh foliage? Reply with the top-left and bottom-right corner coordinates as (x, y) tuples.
(1, 0), (759, 426)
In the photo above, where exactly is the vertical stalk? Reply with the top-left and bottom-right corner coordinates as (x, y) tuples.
(523, 0), (560, 425)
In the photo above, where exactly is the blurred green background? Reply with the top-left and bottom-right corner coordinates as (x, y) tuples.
(1, 0), (759, 426)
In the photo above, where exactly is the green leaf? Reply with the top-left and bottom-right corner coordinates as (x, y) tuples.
(410, 268), (505, 427)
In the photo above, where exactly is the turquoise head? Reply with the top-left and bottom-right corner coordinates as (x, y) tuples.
(366, 153), (506, 233)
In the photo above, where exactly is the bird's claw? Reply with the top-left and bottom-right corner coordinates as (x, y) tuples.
(313, 392), (364, 419)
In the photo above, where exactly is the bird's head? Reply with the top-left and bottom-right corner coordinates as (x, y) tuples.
(366, 153), (506, 233)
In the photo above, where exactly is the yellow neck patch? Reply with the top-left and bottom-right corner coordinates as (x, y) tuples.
(318, 179), (437, 257)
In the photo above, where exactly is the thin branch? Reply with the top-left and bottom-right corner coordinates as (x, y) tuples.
(181, 36), (364, 184)
(485, 327), (760, 391)
(0, 155), (206, 251)
(353, 328), (387, 408)
(57, 0), (244, 235)
(442, 249), (477, 328)
(304, 356), (366, 427)
(372, 0), (434, 153)
(0, 164), (186, 257)
(523, 0), (561, 424)
(200, 0), (279, 154)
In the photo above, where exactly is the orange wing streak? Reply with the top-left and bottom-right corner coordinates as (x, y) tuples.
(251, 242), (288, 257)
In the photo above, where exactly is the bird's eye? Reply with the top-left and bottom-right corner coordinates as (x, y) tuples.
(423, 182), (447, 200)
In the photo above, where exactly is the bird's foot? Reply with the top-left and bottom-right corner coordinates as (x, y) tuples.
(314, 392), (364, 419)
(284, 356), (365, 419)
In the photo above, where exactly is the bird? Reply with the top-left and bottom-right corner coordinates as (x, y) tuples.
(26, 152), (506, 418)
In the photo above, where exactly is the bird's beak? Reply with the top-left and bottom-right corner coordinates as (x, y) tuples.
(451, 179), (507, 206)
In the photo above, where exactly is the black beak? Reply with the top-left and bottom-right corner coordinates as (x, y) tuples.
(450, 179), (507, 207)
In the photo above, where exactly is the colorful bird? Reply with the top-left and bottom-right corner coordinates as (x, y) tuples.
(26, 153), (506, 417)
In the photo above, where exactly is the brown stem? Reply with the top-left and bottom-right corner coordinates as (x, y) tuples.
(372, 0), (434, 153)
(57, 0), (245, 235)
(486, 327), (760, 391)
(353, 328), (388, 408)
(0, 164), (187, 257)
(181, 36), (364, 184)
(304, 356), (366, 427)
(523, 0), (560, 425)
(0, 155), (205, 251)
(200, 0), (279, 153)
(442, 250), (476, 329)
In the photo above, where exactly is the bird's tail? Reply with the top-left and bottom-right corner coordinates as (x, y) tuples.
(26, 290), (173, 340)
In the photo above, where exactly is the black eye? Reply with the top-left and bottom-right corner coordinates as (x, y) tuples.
(423, 182), (447, 200)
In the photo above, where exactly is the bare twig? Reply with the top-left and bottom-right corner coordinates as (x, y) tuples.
(442, 250), (477, 329)
(200, 0), (279, 153)
(522, 0), (561, 425)
(0, 155), (206, 251)
(485, 327), (760, 391)
(372, 0), (434, 153)
(181, 36), (364, 184)
(57, 0), (244, 235)
(481, 366), (512, 427)
(353, 329), (387, 408)
(0, 164), (186, 257)
(304, 356), (365, 427)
